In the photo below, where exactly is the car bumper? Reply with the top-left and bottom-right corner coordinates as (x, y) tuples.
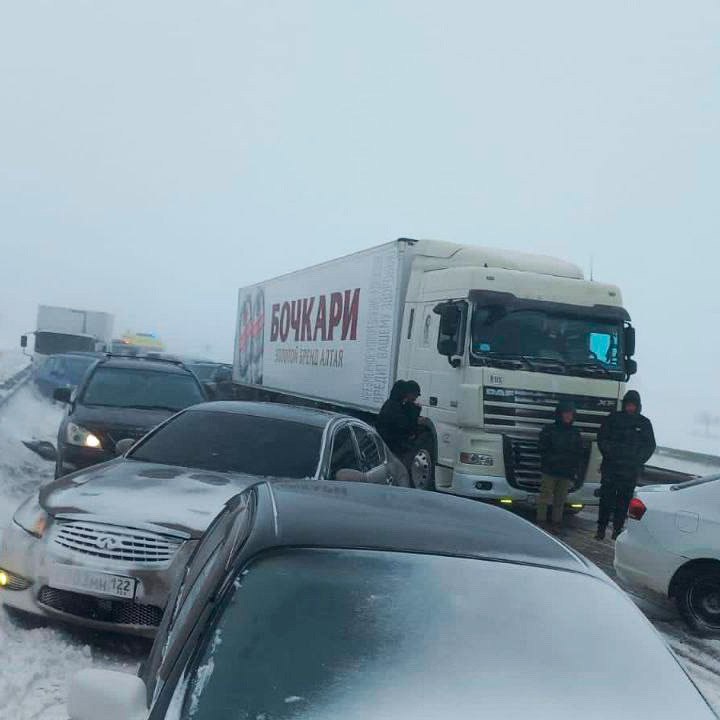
(614, 521), (682, 597)
(0, 521), (196, 637)
(446, 470), (599, 506)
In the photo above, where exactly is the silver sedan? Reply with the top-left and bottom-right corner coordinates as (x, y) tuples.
(0, 402), (408, 636)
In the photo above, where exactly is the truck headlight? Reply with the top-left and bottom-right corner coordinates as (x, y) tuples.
(13, 495), (48, 538)
(66, 422), (102, 449)
(460, 452), (494, 466)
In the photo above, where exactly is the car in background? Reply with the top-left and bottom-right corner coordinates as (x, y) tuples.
(32, 352), (102, 398)
(65, 481), (716, 720)
(0, 402), (407, 636)
(615, 474), (720, 637)
(52, 355), (207, 477)
(182, 358), (234, 399)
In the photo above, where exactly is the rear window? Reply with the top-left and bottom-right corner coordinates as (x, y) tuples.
(82, 366), (205, 410)
(130, 410), (323, 478)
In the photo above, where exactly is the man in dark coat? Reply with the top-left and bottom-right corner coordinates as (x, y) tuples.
(596, 390), (656, 540)
(376, 380), (420, 457)
(537, 400), (584, 530)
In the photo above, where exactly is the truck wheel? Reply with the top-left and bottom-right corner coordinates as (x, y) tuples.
(410, 444), (435, 491)
(676, 567), (720, 637)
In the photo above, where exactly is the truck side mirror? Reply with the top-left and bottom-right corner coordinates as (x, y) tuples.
(20, 335), (27, 349)
(434, 302), (467, 367)
(624, 326), (636, 357)
(625, 358), (638, 377)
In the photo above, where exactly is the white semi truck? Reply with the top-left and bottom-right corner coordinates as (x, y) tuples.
(21, 305), (114, 360)
(233, 239), (636, 508)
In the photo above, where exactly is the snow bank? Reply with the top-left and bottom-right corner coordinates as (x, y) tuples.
(0, 349), (29, 385)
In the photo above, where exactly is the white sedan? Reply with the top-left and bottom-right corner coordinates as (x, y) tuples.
(614, 474), (720, 636)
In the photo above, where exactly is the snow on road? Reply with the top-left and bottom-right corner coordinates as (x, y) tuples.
(0, 386), (148, 720)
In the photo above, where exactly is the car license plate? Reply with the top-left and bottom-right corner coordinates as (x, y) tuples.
(525, 495), (537, 505)
(48, 564), (137, 600)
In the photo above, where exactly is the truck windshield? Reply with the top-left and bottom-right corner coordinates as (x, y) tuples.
(34, 332), (96, 355)
(470, 305), (624, 376)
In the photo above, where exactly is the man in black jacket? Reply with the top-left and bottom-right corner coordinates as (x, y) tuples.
(376, 380), (421, 458)
(537, 400), (584, 530)
(596, 390), (656, 540)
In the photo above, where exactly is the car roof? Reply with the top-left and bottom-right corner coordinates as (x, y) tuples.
(258, 481), (595, 575)
(95, 356), (194, 375)
(47, 352), (102, 360)
(186, 401), (345, 427)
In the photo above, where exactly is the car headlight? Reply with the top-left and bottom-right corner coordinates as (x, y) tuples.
(66, 422), (102, 449)
(13, 495), (48, 538)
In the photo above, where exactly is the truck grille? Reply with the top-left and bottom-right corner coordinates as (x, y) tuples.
(53, 521), (182, 565)
(484, 388), (616, 436)
(38, 586), (163, 627)
(503, 436), (591, 493)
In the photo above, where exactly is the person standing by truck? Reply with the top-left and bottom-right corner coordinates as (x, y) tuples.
(376, 380), (422, 464)
(536, 400), (584, 531)
(596, 390), (656, 540)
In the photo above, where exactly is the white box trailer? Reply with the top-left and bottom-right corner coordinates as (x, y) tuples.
(234, 242), (407, 412)
(234, 238), (636, 506)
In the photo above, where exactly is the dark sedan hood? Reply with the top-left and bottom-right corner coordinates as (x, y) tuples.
(39, 460), (258, 538)
(70, 405), (175, 439)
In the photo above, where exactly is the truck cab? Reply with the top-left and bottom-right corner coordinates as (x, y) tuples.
(397, 242), (635, 506)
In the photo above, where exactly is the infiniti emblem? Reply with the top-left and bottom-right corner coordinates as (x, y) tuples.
(95, 535), (120, 550)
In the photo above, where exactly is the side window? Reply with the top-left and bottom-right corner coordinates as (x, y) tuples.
(353, 426), (382, 470)
(45, 358), (58, 375)
(330, 427), (361, 476)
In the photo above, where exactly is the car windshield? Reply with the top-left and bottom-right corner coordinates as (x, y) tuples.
(470, 304), (624, 374)
(81, 367), (205, 411)
(61, 357), (95, 383)
(129, 410), (323, 477)
(176, 547), (695, 720)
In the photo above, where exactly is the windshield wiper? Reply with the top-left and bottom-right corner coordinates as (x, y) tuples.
(568, 361), (611, 377)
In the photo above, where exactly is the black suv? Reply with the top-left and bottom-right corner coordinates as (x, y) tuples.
(53, 355), (208, 478)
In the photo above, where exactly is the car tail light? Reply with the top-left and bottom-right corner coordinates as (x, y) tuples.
(628, 497), (646, 520)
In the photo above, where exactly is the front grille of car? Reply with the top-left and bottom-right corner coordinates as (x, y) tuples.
(52, 521), (182, 565)
(503, 436), (591, 493)
(38, 586), (163, 627)
(484, 388), (616, 436)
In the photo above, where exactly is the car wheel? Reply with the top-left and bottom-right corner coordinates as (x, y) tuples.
(410, 443), (435, 491)
(676, 568), (720, 637)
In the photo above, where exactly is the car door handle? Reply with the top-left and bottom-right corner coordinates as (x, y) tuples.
(429, 396), (438, 406)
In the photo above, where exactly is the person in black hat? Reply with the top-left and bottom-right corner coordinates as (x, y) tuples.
(596, 390), (656, 540)
(537, 399), (584, 531)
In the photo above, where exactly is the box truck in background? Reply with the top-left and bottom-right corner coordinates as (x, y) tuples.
(21, 305), (114, 360)
(233, 239), (636, 508)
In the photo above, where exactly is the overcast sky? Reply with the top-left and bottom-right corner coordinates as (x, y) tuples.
(1, 1), (718, 447)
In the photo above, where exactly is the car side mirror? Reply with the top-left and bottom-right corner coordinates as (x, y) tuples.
(115, 438), (136, 456)
(20, 335), (28, 349)
(53, 387), (72, 404)
(68, 669), (147, 720)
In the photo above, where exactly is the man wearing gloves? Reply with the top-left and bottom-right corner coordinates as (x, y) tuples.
(537, 400), (584, 532)
(596, 390), (656, 540)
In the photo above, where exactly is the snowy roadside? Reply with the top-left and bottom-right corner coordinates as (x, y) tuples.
(0, 386), (146, 720)
(0, 349), (30, 384)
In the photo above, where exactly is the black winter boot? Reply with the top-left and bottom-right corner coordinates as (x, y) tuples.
(611, 526), (623, 540)
(594, 526), (606, 541)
